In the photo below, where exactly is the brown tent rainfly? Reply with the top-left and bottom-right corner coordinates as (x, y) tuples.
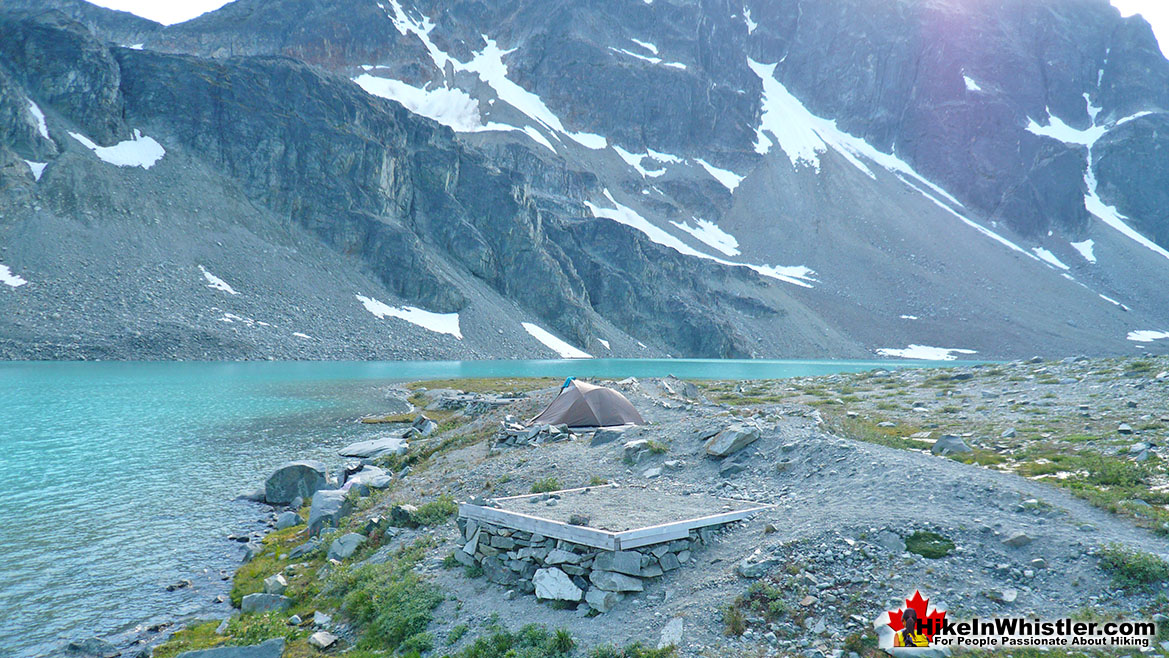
(528, 379), (645, 428)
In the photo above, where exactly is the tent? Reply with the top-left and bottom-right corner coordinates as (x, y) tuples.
(528, 379), (645, 427)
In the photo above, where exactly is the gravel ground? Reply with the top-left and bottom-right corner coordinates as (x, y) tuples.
(361, 362), (1169, 657)
(491, 486), (763, 533)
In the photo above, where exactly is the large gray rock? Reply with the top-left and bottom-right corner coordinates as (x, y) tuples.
(327, 532), (366, 560)
(240, 593), (290, 613)
(482, 556), (519, 586)
(262, 573), (287, 595)
(264, 460), (327, 505)
(590, 570), (644, 592)
(65, 638), (119, 658)
(590, 427), (628, 446)
(288, 538), (320, 559)
(658, 617), (684, 649)
(931, 435), (972, 455)
(585, 587), (623, 613)
(533, 567), (583, 601)
(337, 437), (409, 459)
(173, 639), (285, 658)
(592, 550), (642, 576)
(704, 424), (760, 457)
(343, 465), (392, 495)
(275, 511), (301, 530)
(307, 489), (352, 536)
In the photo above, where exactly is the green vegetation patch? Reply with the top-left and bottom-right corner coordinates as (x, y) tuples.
(329, 539), (443, 652)
(1097, 543), (1169, 591)
(530, 478), (562, 493)
(905, 531), (955, 559)
(441, 623), (575, 658)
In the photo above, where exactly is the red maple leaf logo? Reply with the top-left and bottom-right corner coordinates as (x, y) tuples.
(887, 590), (947, 642)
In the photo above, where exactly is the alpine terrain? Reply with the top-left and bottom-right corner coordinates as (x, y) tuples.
(2, 0), (1169, 360)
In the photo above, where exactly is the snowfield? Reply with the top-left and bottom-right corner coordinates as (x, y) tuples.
(670, 218), (741, 256)
(1, 264), (29, 288)
(876, 345), (978, 360)
(353, 75), (484, 132)
(69, 130), (165, 169)
(356, 294), (463, 339)
(1126, 330), (1169, 343)
(521, 321), (592, 358)
(199, 265), (239, 295)
(1071, 239), (1097, 264)
(27, 100), (49, 140)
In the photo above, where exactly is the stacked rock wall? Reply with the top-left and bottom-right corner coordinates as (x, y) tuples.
(454, 516), (715, 613)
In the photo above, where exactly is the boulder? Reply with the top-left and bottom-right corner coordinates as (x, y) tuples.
(274, 511), (301, 530)
(585, 588), (624, 613)
(307, 489), (352, 536)
(173, 639), (284, 658)
(544, 548), (581, 565)
(659, 552), (681, 571)
(288, 539), (320, 559)
(931, 435), (972, 455)
(1002, 532), (1033, 548)
(262, 573), (287, 595)
(240, 593), (291, 613)
(658, 617), (684, 649)
(343, 465), (392, 495)
(307, 631), (337, 650)
(590, 428), (627, 446)
(264, 460), (327, 505)
(337, 437), (409, 459)
(65, 638), (120, 658)
(1118, 423), (1133, 435)
(327, 533), (366, 560)
(590, 570), (644, 592)
(704, 424), (760, 457)
(593, 550), (642, 576)
(533, 567), (583, 601)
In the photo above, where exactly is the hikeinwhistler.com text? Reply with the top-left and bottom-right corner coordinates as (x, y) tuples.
(922, 617), (1159, 649)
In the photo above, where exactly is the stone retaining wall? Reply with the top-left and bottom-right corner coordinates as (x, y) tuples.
(453, 516), (717, 613)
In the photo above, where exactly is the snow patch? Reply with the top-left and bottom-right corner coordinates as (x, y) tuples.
(1025, 110), (1106, 146)
(744, 8), (758, 34)
(1031, 247), (1070, 270)
(1, 264), (28, 288)
(1127, 330), (1169, 343)
(356, 294), (462, 339)
(598, 338), (611, 350)
(963, 75), (983, 92)
(125, 43), (144, 50)
(292, 332), (314, 339)
(24, 160), (46, 181)
(670, 218), (741, 256)
(522, 126), (557, 153)
(381, 0), (451, 69)
(585, 189), (816, 287)
(900, 315), (919, 320)
(1071, 239), (1097, 264)
(694, 158), (745, 192)
(609, 47), (687, 70)
(69, 130), (165, 169)
(521, 322), (592, 358)
(464, 38), (605, 149)
(27, 100), (49, 140)
(353, 75), (484, 132)
(630, 38), (658, 55)
(199, 265), (239, 295)
(876, 345), (978, 361)
(613, 145), (666, 177)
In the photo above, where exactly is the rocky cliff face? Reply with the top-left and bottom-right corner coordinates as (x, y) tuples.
(1, 0), (1167, 359)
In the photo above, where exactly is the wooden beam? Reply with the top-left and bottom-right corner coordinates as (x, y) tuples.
(458, 503), (618, 550)
(615, 504), (773, 549)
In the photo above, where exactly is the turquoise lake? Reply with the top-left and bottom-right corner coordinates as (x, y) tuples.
(0, 359), (971, 657)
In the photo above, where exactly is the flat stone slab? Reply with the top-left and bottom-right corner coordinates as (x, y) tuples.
(338, 437), (408, 459)
(490, 485), (762, 533)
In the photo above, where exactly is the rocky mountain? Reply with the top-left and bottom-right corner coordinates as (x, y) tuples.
(1, 0), (1168, 360)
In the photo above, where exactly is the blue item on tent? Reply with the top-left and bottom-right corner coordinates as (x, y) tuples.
(562, 376), (576, 389)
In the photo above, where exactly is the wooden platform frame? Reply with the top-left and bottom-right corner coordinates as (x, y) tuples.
(458, 485), (773, 551)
